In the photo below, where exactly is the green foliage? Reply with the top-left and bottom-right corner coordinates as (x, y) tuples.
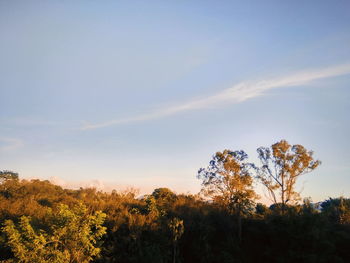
(2, 203), (106, 263)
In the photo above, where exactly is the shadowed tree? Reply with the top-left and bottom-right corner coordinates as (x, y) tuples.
(145, 188), (177, 217)
(168, 217), (184, 263)
(198, 150), (257, 242)
(321, 197), (350, 224)
(151, 188), (177, 209)
(256, 140), (320, 213)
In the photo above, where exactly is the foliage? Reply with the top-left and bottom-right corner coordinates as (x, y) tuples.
(1, 141), (350, 263)
(321, 197), (350, 224)
(256, 140), (320, 210)
(168, 218), (184, 263)
(198, 150), (257, 215)
(1, 203), (106, 263)
(1, 177), (350, 263)
(0, 171), (18, 185)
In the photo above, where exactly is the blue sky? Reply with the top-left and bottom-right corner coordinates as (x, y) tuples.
(1, 0), (350, 202)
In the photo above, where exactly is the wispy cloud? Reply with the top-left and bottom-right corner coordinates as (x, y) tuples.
(0, 137), (23, 151)
(82, 64), (350, 130)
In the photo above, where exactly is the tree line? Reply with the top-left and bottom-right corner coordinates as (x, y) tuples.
(0, 140), (350, 263)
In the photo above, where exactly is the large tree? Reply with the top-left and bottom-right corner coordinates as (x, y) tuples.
(198, 150), (257, 241)
(256, 140), (320, 212)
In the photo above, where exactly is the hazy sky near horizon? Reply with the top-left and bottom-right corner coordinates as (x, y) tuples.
(1, 0), (350, 202)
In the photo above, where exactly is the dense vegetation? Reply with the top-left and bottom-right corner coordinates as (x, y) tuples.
(1, 140), (350, 263)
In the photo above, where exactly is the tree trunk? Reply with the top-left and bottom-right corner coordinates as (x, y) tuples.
(237, 204), (242, 243)
(281, 189), (286, 215)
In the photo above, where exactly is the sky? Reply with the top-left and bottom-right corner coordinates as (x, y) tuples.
(0, 0), (350, 202)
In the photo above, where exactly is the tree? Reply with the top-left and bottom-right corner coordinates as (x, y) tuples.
(151, 188), (177, 211)
(145, 188), (177, 218)
(151, 188), (176, 204)
(2, 203), (106, 263)
(0, 171), (20, 200)
(255, 203), (270, 218)
(0, 171), (18, 184)
(256, 140), (320, 213)
(321, 197), (350, 224)
(168, 217), (184, 263)
(197, 150), (257, 242)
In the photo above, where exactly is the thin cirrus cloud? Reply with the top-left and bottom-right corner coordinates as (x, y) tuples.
(81, 63), (350, 130)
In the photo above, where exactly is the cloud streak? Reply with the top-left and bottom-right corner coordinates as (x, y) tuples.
(82, 64), (350, 130)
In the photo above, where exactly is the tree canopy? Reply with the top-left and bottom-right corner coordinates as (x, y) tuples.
(198, 150), (257, 214)
(256, 140), (320, 211)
